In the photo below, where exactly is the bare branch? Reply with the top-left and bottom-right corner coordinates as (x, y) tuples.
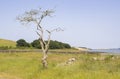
(46, 30), (51, 34)
(50, 27), (64, 32)
(38, 9), (54, 24)
(36, 31), (41, 37)
(25, 9), (39, 15)
(43, 10), (54, 16)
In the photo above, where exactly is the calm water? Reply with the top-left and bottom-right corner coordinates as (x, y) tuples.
(89, 49), (120, 54)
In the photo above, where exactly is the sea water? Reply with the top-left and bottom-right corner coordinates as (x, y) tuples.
(89, 49), (120, 54)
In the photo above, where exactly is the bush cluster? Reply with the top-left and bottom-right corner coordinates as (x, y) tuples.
(16, 39), (71, 49)
(16, 39), (31, 48)
(0, 46), (13, 50)
(49, 40), (71, 49)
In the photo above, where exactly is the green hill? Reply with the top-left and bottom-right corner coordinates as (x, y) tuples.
(0, 39), (16, 48)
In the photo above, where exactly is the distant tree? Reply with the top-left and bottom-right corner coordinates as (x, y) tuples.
(16, 39), (30, 47)
(31, 39), (71, 49)
(17, 8), (63, 68)
(31, 39), (41, 49)
(63, 43), (71, 48)
(49, 40), (61, 49)
(47, 40), (71, 49)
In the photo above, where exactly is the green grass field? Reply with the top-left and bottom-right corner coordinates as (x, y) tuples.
(0, 52), (120, 79)
(0, 39), (16, 48)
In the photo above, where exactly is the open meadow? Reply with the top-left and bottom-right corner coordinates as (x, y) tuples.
(0, 51), (120, 79)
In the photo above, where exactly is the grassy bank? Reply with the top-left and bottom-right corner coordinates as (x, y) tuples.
(0, 52), (120, 79)
(0, 39), (16, 48)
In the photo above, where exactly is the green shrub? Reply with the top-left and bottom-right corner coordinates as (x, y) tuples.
(16, 39), (30, 48)
(31, 39), (71, 49)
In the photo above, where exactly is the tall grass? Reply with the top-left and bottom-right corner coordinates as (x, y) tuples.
(0, 52), (120, 79)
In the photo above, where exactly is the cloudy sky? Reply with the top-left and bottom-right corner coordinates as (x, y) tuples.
(0, 0), (120, 49)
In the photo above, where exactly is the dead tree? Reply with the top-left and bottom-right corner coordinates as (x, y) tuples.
(17, 8), (63, 68)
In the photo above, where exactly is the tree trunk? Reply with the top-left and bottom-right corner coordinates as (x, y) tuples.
(42, 51), (48, 68)
(39, 34), (50, 68)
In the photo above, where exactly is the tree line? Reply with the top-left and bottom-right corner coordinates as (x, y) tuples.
(16, 39), (71, 49)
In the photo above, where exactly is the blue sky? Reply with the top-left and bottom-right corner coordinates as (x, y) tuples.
(0, 0), (120, 49)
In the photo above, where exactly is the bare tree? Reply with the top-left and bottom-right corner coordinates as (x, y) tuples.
(17, 8), (63, 68)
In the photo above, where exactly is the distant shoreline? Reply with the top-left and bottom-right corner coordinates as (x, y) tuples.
(89, 48), (120, 54)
